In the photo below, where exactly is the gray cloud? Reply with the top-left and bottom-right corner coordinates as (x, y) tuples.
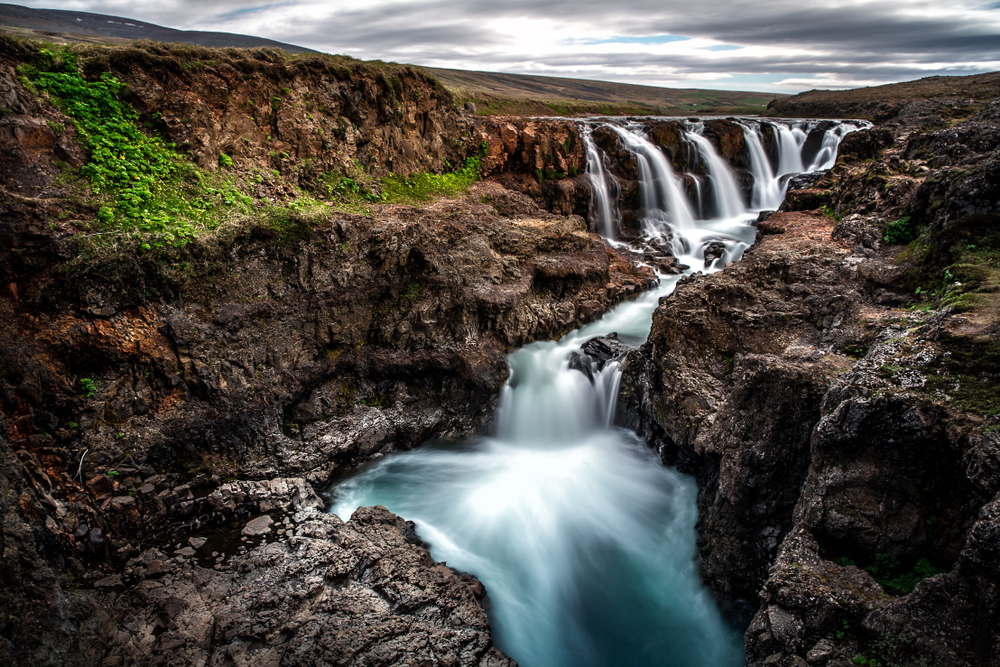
(12, 0), (1000, 90)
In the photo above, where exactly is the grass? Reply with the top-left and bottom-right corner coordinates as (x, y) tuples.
(379, 156), (481, 204)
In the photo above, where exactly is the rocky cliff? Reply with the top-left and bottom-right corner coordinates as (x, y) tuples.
(0, 37), (663, 665)
(3, 33), (999, 667)
(620, 90), (1000, 666)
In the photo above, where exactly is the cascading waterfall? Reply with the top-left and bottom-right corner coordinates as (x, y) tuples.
(807, 122), (864, 171)
(583, 127), (618, 238)
(686, 131), (746, 221)
(608, 125), (696, 242)
(737, 118), (869, 211)
(742, 124), (785, 210)
(330, 116), (863, 667)
(774, 123), (806, 176)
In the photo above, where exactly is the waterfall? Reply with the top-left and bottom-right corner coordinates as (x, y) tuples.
(686, 131), (746, 220)
(607, 125), (696, 240)
(583, 128), (618, 238)
(735, 118), (869, 211)
(330, 115), (863, 667)
(331, 281), (745, 667)
(807, 122), (863, 171)
(774, 123), (806, 176)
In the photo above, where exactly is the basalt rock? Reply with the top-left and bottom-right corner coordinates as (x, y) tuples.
(568, 332), (629, 382)
(618, 211), (884, 608)
(835, 127), (895, 163)
(97, 506), (514, 667)
(620, 98), (1000, 666)
(746, 320), (1000, 667)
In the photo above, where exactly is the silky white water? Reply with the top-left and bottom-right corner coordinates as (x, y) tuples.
(583, 127), (618, 238)
(330, 118), (861, 666)
(330, 273), (745, 667)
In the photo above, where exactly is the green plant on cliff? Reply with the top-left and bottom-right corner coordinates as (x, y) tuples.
(78, 377), (96, 397)
(862, 553), (944, 595)
(24, 46), (252, 249)
(883, 216), (915, 245)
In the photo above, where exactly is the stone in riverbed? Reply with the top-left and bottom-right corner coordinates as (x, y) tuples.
(569, 333), (630, 382)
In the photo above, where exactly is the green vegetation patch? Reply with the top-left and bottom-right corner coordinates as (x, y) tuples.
(23, 47), (252, 249)
(838, 553), (945, 596)
(923, 333), (1000, 417)
(901, 214), (1000, 316)
(883, 216), (915, 245)
(380, 156), (481, 204)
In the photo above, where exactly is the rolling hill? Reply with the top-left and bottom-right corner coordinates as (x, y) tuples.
(0, 2), (780, 116)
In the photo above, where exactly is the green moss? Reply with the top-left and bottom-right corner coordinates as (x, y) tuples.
(822, 204), (844, 222)
(883, 216), (914, 245)
(922, 335), (1000, 416)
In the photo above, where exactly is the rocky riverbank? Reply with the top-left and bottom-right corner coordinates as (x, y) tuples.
(2, 33), (998, 667)
(0, 38), (662, 665)
(619, 93), (1000, 666)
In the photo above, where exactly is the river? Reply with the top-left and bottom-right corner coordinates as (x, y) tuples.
(329, 118), (860, 666)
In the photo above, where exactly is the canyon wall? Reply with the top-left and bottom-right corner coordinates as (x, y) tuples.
(2, 33), (998, 667)
(0, 38), (659, 665)
(620, 98), (1000, 666)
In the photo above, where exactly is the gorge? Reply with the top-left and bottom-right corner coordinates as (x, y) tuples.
(1, 35), (999, 667)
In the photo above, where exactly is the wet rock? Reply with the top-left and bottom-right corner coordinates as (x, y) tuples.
(580, 333), (629, 368)
(755, 210), (776, 224)
(786, 171), (829, 191)
(703, 241), (727, 265)
(569, 333), (629, 382)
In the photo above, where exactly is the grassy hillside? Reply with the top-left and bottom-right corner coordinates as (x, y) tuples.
(765, 72), (1000, 119)
(423, 67), (781, 116)
(0, 3), (780, 117)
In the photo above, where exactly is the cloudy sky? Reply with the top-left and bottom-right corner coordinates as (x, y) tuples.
(14, 0), (1000, 92)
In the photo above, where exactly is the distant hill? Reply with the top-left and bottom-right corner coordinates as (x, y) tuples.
(765, 72), (1000, 119)
(424, 68), (781, 116)
(0, 2), (781, 116)
(0, 2), (316, 51)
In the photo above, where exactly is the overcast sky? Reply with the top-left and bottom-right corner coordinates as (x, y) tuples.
(14, 0), (1000, 92)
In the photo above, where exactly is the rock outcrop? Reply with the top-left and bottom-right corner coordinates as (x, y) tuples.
(0, 38), (667, 666)
(97, 506), (515, 667)
(621, 86), (1000, 666)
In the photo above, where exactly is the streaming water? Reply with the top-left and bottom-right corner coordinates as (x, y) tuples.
(329, 118), (862, 667)
(583, 127), (618, 238)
